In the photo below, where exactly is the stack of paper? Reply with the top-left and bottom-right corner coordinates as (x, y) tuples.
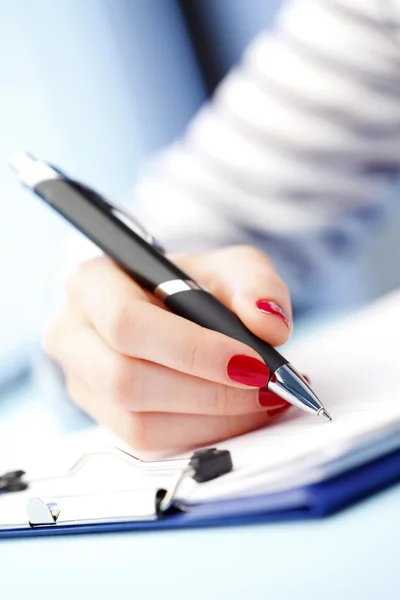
(179, 289), (400, 503)
(1, 290), (400, 530)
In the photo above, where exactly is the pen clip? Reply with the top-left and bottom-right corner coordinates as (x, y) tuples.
(9, 151), (166, 255)
(111, 205), (165, 255)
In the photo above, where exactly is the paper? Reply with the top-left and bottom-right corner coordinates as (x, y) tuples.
(178, 289), (400, 502)
(1, 290), (400, 526)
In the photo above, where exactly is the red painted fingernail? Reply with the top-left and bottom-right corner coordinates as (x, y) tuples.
(258, 389), (290, 409)
(227, 355), (270, 387)
(267, 404), (291, 418)
(256, 300), (291, 328)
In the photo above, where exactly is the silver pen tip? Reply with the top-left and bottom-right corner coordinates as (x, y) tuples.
(267, 364), (332, 422)
(318, 408), (333, 422)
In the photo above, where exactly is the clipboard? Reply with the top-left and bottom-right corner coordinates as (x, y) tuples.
(1, 441), (399, 539)
(2, 287), (400, 538)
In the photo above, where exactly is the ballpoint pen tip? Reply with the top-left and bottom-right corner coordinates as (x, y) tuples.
(318, 408), (333, 422)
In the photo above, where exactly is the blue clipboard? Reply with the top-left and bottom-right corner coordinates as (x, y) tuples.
(1, 447), (399, 539)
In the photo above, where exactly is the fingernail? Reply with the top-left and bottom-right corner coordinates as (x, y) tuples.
(266, 404), (291, 418)
(227, 355), (270, 387)
(302, 373), (311, 385)
(258, 389), (290, 409)
(256, 300), (291, 328)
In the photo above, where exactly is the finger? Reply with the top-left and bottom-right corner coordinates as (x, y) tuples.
(64, 374), (279, 454)
(50, 319), (288, 416)
(67, 255), (166, 312)
(123, 411), (274, 454)
(66, 256), (273, 389)
(174, 246), (292, 347)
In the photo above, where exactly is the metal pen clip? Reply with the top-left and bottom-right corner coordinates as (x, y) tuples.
(110, 204), (166, 255)
(8, 151), (166, 255)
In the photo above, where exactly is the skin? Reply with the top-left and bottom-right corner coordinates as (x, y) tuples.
(44, 245), (293, 456)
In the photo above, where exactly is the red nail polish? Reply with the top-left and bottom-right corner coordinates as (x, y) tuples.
(256, 300), (291, 328)
(258, 389), (289, 409)
(227, 355), (270, 387)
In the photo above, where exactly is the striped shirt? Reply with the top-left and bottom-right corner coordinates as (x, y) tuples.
(65, 0), (400, 316)
(126, 0), (400, 315)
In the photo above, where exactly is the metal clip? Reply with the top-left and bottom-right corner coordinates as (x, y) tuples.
(111, 206), (165, 255)
(10, 445), (189, 492)
(159, 448), (233, 512)
(0, 446), (233, 530)
(28, 498), (60, 526)
(0, 470), (28, 493)
(27, 488), (165, 527)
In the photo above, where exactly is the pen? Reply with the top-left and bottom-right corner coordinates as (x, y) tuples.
(9, 152), (332, 421)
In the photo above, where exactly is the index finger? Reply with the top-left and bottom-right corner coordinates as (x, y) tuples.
(175, 246), (292, 347)
(67, 256), (271, 390)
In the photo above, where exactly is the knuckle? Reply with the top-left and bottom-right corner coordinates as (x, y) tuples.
(105, 299), (135, 349)
(106, 357), (134, 409)
(41, 309), (69, 359)
(65, 376), (95, 419)
(225, 415), (241, 440)
(213, 385), (234, 417)
(127, 413), (153, 452)
(66, 260), (91, 297)
(181, 333), (203, 375)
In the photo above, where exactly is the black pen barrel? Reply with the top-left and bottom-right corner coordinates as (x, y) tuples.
(165, 290), (287, 372)
(35, 179), (187, 290)
(36, 178), (287, 374)
(10, 152), (329, 418)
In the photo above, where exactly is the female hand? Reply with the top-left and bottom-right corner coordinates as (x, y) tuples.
(44, 246), (292, 456)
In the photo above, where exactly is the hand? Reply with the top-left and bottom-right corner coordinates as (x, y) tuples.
(44, 246), (292, 456)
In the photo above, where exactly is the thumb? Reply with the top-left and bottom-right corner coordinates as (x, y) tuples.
(174, 246), (292, 347)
